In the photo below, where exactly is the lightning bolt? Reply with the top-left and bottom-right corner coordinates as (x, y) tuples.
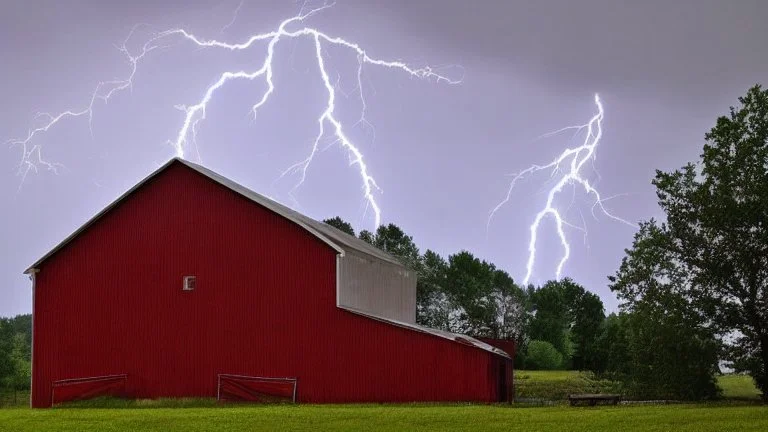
(488, 94), (636, 286)
(7, 1), (460, 230)
(5, 25), (164, 189)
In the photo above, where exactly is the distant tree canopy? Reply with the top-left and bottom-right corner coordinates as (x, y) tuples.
(0, 320), (14, 386)
(524, 278), (606, 371)
(0, 314), (32, 403)
(609, 84), (768, 400)
(330, 217), (602, 374)
(322, 216), (355, 236)
(358, 224), (421, 271)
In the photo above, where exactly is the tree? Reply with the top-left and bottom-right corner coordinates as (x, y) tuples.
(610, 221), (722, 400)
(415, 250), (451, 328)
(0, 315), (33, 405)
(525, 340), (563, 370)
(613, 85), (768, 398)
(528, 280), (572, 360)
(525, 278), (605, 370)
(366, 224), (421, 270)
(358, 229), (375, 245)
(414, 249), (526, 344)
(0, 319), (15, 399)
(624, 299), (721, 400)
(323, 216), (355, 236)
(570, 291), (605, 371)
(592, 313), (631, 377)
(9, 333), (31, 403)
(443, 251), (498, 336)
(488, 269), (527, 342)
(10, 315), (31, 357)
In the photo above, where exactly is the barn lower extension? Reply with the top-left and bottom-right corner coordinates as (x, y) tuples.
(26, 158), (513, 407)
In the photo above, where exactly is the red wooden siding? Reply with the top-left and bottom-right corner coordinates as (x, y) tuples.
(31, 161), (508, 407)
(477, 338), (516, 400)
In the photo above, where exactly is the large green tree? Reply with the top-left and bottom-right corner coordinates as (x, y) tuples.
(612, 85), (768, 398)
(443, 251), (497, 336)
(610, 221), (721, 399)
(440, 251), (526, 340)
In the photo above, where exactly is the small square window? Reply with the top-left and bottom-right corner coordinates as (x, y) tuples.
(183, 276), (196, 291)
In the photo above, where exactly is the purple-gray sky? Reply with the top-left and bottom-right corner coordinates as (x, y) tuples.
(1, 0), (766, 317)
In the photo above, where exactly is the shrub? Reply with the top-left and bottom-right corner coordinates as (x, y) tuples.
(525, 340), (563, 370)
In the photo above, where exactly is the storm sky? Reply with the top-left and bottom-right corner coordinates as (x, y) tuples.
(1, 0), (766, 317)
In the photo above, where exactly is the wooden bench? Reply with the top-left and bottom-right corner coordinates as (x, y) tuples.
(568, 393), (622, 406)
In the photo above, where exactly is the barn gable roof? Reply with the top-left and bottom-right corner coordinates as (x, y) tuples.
(25, 157), (403, 273)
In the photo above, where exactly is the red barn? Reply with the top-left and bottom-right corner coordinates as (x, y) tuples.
(25, 158), (513, 408)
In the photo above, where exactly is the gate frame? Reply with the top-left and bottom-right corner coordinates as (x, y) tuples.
(216, 374), (298, 403)
(51, 373), (128, 406)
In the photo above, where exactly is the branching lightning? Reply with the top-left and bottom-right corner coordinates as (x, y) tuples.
(488, 94), (636, 285)
(7, 1), (460, 229)
(5, 25), (163, 188)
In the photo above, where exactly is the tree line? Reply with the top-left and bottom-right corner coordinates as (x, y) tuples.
(325, 84), (768, 401)
(0, 314), (31, 405)
(326, 217), (619, 374)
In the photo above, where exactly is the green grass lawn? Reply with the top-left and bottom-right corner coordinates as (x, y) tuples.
(514, 370), (621, 400)
(0, 373), (762, 431)
(514, 370), (762, 401)
(0, 403), (766, 432)
(718, 374), (762, 400)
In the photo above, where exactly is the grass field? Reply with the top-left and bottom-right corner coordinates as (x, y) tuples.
(514, 370), (621, 400)
(718, 374), (762, 400)
(0, 373), (763, 431)
(0, 403), (766, 431)
(514, 370), (763, 401)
